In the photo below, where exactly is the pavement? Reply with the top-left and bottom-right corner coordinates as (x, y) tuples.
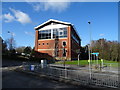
(2, 59), (39, 67)
(49, 64), (119, 74)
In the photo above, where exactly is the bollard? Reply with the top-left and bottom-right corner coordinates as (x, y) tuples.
(22, 62), (26, 70)
(30, 65), (35, 71)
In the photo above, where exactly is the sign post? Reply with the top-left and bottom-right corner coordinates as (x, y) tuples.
(91, 52), (99, 64)
(88, 59), (91, 79)
(78, 53), (80, 66)
(96, 54), (98, 64)
(101, 59), (103, 68)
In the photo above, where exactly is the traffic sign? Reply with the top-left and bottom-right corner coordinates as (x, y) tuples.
(91, 52), (99, 55)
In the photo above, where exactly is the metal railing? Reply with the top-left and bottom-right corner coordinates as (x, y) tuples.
(22, 64), (119, 88)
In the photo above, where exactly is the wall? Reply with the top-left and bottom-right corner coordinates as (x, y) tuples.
(35, 24), (81, 61)
(37, 38), (68, 59)
(71, 27), (81, 60)
(71, 38), (81, 60)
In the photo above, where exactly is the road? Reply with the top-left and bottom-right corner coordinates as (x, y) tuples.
(2, 59), (119, 89)
(2, 69), (85, 88)
(2, 59), (83, 88)
(2, 70), (117, 90)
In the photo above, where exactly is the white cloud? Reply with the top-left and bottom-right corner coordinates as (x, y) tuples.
(8, 32), (16, 36)
(11, 32), (16, 36)
(2, 8), (32, 24)
(2, 0), (120, 2)
(99, 34), (104, 36)
(26, 0), (70, 12)
(27, 3), (42, 12)
(0, 15), (2, 20)
(9, 8), (32, 24)
(33, 3), (41, 11)
(3, 13), (15, 23)
(24, 31), (34, 36)
(43, 1), (70, 12)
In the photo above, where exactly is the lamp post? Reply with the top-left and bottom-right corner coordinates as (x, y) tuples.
(88, 21), (92, 61)
(88, 44), (91, 79)
(88, 21), (92, 79)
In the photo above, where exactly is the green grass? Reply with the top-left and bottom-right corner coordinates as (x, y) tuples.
(55, 60), (120, 67)
(91, 60), (119, 67)
(55, 60), (89, 66)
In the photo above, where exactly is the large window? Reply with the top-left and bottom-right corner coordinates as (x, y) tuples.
(38, 29), (51, 39)
(53, 29), (59, 38)
(38, 27), (67, 40)
(71, 30), (80, 44)
(53, 28), (67, 38)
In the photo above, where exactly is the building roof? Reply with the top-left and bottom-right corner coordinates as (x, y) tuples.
(34, 19), (72, 30)
(34, 19), (81, 40)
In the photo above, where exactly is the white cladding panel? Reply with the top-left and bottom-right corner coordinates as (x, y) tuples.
(39, 24), (68, 31)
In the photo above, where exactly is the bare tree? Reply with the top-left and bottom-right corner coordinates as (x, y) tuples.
(6, 38), (16, 51)
(91, 38), (120, 61)
(15, 46), (26, 54)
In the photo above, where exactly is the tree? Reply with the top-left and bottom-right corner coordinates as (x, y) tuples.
(91, 38), (120, 61)
(16, 46), (26, 54)
(4, 37), (16, 55)
(80, 45), (89, 60)
(5, 37), (16, 51)
(31, 47), (35, 55)
(23, 46), (32, 55)
(110, 41), (119, 61)
(1, 37), (8, 55)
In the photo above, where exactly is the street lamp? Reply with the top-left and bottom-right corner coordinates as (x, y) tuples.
(88, 21), (92, 61)
(88, 21), (92, 79)
(88, 44), (91, 79)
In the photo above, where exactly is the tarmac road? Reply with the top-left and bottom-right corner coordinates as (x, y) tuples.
(2, 69), (84, 89)
(2, 59), (119, 90)
(2, 70), (118, 90)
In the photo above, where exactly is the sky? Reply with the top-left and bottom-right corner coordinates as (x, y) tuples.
(1, 1), (118, 48)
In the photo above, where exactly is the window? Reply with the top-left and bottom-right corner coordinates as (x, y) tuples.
(38, 29), (51, 39)
(71, 30), (80, 44)
(38, 27), (67, 40)
(43, 43), (44, 45)
(53, 29), (58, 38)
(39, 43), (40, 45)
(53, 27), (67, 39)
(47, 43), (49, 45)
(59, 31), (63, 36)
(63, 41), (66, 47)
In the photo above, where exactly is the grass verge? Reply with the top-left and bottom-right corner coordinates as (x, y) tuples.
(55, 60), (119, 67)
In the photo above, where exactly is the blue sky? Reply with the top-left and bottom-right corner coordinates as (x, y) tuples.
(1, 2), (118, 48)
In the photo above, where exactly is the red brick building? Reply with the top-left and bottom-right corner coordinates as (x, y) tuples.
(34, 19), (81, 61)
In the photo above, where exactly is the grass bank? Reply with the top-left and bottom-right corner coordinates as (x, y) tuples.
(55, 60), (119, 67)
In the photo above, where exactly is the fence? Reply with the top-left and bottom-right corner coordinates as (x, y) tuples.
(22, 64), (119, 88)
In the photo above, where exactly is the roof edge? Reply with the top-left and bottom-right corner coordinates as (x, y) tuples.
(34, 19), (71, 30)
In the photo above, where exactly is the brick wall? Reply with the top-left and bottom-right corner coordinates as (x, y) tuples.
(34, 25), (80, 61)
